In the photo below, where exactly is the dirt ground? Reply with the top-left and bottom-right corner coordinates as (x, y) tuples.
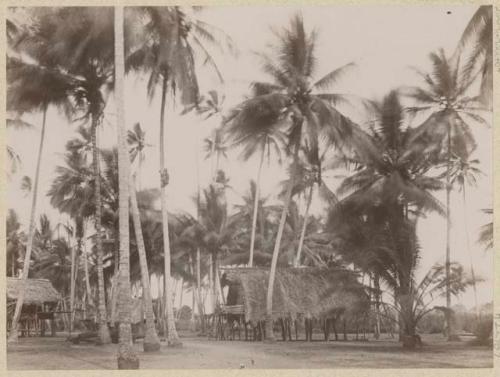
(7, 332), (493, 370)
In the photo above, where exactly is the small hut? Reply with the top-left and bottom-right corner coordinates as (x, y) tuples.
(216, 267), (369, 341)
(7, 277), (61, 337)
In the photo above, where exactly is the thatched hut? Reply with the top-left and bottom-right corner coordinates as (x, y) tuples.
(7, 277), (60, 305)
(217, 267), (370, 341)
(7, 278), (61, 336)
(222, 267), (368, 322)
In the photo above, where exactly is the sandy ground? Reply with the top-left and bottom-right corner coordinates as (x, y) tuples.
(7, 332), (493, 370)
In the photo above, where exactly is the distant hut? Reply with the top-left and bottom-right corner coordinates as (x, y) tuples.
(7, 277), (60, 337)
(216, 267), (369, 341)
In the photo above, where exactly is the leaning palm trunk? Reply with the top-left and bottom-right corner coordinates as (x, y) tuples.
(265, 127), (302, 341)
(130, 174), (161, 352)
(91, 116), (111, 344)
(159, 75), (181, 347)
(249, 148), (265, 267)
(294, 183), (314, 267)
(115, 7), (139, 369)
(462, 186), (479, 318)
(8, 105), (48, 343)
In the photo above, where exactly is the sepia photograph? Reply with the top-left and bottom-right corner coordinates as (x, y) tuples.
(5, 3), (495, 370)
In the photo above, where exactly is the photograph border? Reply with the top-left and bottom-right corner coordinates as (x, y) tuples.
(0, 0), (498, 375)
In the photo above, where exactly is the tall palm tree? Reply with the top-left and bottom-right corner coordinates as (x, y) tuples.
(15, 7), (117, 344)
(6, 53), (74, 343)
(129, 143), (161, 351)
(115, 6), (139, 369)
(225, 103), (287, 267)
(126, 6), (234, 346)
(225, 14), (359, 340)
(48, 149), (96, 319)
(279, 142), (339, 267)
(449, 153), (483, 317)
(404, 49), (489, 339)
(456, 5), (493, 109)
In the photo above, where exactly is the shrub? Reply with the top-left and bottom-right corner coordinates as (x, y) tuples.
(472, 316), (493, 346)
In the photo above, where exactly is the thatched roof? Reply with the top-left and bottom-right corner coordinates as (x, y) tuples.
(7, 278), (60, 305)
(222, 267), (369, 323)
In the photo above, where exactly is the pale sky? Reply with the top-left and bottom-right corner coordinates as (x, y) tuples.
(7, 5), (493, 309)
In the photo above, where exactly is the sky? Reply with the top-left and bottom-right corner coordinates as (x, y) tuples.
(7, 4), (493, 309)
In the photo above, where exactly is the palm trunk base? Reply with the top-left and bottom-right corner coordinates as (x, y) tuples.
(143, 329), (161, 352)
(117, 323), (140, 369)
(8, 328), (19, 343)
(97, 324), (111, 345)
(264, 316), (275, 342)
(118, 356), (140, 370)
(167, 338), (183, 347)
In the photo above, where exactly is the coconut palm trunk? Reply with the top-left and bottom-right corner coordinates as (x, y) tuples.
(462, 185), (479, 318)
(249, 148), (265, 267)
(445, 122), (453, 340)
(196, 248), (205, 331)
(265, 127), (302, 341)
(130, 174), (161, 352)
(115, 6), (139, 369)
(159, 75), (181, 347)
(8, 105), (48, 343)
(295, 183), (314, 267)
(83, 230), (92, 314)
(69, 243), (76, 333)
(91, 115), (111, 344)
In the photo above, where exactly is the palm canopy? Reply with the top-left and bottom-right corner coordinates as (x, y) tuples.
(337, 90), (444, 216)
(403, 49), (489, 161)
(127, 122), (152, 165)
(456, 5), (492, 108)
(224, 13), (362, 158)
(7, 56), (75, 116)
(279, 139), (340, 205)
(15, 8), (115, 123)
(448, 151), (483, 190)
(126, 7), (236, 105)
(47, 151), (95, 220)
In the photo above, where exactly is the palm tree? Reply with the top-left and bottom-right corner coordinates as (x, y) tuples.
(6, 52), (75, 343)
(14, 7), (116, 344)
(279, 142), (339, 267)
(7, 209), (25, 277)
(449, 153), (483, 317)
(191, 90), (228, 179)
(115, 6), (139, 369)
(328, 90), (445, 345)
(48, 149), (96, 320)
(6, 116), (35, 177)
(232, 180), (281, 266)
(478, 208), (493, 251)
(225, 14), (359, 340)
(128, 122), (151, 190)
(129, 142), (161, 351)
(404, 49), (490, 339)
(126, 6), (234, 346)
(196, 185), (239, 313)
(224, 102), (287, 267)
(456, 5), (493, 109)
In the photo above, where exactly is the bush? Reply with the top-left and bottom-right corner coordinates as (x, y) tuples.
(472, 316), (493, 346)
